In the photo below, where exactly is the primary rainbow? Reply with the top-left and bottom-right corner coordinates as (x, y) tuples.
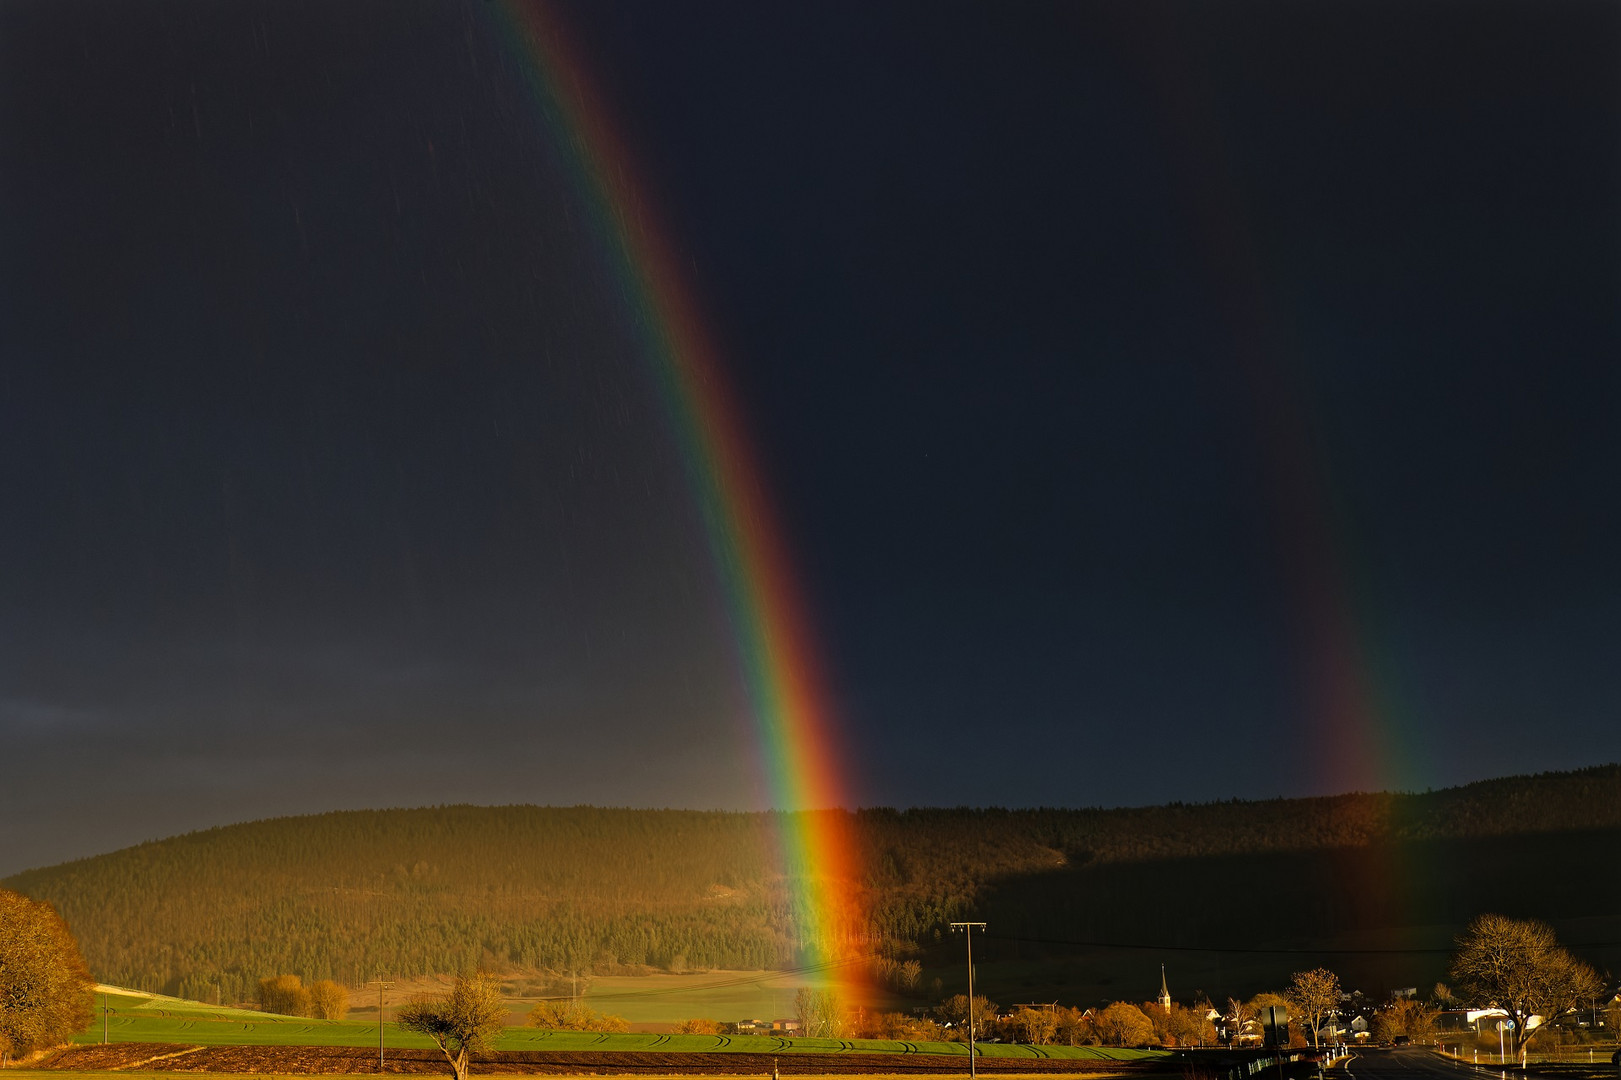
(484, 2), (865, 989)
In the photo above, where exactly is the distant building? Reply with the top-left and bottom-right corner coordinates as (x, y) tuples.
(1433, 1010), (1487, 1033)
(1158, 965), (1172, 1010)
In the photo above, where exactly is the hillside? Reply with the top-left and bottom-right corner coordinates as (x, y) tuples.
(7, 766), (1621, 1008)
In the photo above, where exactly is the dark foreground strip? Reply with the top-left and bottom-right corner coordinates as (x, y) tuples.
(43, 1044), (1156, 1075)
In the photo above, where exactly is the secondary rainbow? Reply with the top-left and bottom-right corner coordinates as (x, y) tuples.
(483, 1), (865, 986)
(1148, 30), (1423, 924)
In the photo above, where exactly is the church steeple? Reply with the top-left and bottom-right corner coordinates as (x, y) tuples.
(1158, 964), (1171, 1010)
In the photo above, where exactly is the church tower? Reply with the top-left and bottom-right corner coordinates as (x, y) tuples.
(1158, 964), (1171, 1010)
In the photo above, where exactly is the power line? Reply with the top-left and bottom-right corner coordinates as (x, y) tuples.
(979, 931), (1621, 956)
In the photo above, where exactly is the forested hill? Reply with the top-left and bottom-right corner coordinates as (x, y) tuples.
(7, 765), (1620, 1006)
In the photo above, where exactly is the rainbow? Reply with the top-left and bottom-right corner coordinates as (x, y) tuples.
(483, 2), (866, 994)
(1144, 28), (1414, 799)
(1144, 26), (1422, 929)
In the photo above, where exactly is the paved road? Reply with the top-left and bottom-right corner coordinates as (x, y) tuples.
(1333, 1048), (1511, 1080)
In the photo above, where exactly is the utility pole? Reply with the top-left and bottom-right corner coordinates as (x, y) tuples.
(103, 992), (109, 1044)
(950, 922), (987, 1080)
(368, 979), (394, 1072)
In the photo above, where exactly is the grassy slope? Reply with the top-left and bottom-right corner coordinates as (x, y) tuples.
(78, 987), (429, 1049)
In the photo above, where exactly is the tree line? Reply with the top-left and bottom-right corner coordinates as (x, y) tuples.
(1, 882), (1610, 1075)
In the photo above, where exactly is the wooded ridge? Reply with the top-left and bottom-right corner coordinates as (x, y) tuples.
(7, 765), (1618, 1005)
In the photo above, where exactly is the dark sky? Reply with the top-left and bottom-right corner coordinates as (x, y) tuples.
(3, 0), (1619, 876)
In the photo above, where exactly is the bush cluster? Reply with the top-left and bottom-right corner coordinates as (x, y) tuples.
(256, 974), (349, 1019)
(526, 999), (628, 1033)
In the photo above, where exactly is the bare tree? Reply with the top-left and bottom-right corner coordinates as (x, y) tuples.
(1372, 998), (1436, 1045)
(794, 987), (844, 1038)
(933, 994), (996, 1042)
(1450, 914), (1601, 1059)
(0, 889), (93, 1060)
(1007, 1005), (1058, 1045)
(1166, 1003), (1216, 1047)
(397, 972), (508, 1080)
(1287, 968), (1341, 1048)
(1225, 997), (1255, 1046)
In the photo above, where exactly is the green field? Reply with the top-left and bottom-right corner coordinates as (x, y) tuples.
(76, 989), (433, 1050)
(74, 1016), (1162, 1059)
(73, 986), (1162, 1061)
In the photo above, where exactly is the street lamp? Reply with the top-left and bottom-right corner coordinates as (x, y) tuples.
(950, 923), (987, 1080)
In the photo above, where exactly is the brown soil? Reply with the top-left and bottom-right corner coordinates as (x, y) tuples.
(37, 1045), (1148, 1075)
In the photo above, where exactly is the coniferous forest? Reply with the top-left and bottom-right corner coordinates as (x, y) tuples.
(6, 766), (1620, 1006)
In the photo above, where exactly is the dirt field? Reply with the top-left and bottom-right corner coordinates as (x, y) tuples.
(35, 1044), (1154, 1076)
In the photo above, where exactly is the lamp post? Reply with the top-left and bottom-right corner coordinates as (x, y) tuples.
(950, 922), (987, 1080)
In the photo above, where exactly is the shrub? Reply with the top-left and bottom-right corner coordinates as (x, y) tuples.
(258, 974), (312, 1017)
(675, 1018), (721, 1034)
(527, 1000), (628, 1033)
(308, 980), (350, 1020)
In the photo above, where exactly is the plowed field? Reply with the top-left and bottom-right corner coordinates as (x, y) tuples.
(39, 1044), (1150, 1075)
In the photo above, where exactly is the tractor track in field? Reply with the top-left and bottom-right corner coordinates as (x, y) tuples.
(41, 1044), (1151, 1075)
